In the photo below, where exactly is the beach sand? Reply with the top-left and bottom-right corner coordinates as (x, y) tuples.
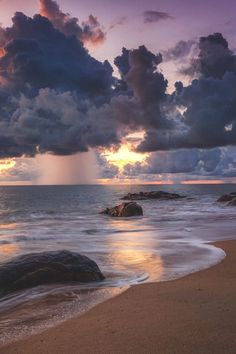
(1, 240), (236, 354)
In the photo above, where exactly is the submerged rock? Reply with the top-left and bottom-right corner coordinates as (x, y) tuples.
(121, 191), (186, 201)
(0, 251), (105, 296)
(101, 202), (143, 217)
(217, 192), (236, 203)
(228, 197), (236, 206)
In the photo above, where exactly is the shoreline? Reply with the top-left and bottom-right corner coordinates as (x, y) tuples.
(2, 240), (236, 354)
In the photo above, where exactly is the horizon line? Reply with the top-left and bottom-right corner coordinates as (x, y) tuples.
(0, 181), (235, 187)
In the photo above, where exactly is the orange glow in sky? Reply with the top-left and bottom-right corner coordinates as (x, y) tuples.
(0, 159), (16, 173)
(101, 144), (148, 170)
(181, 180), (226, 185)
(97, 178), (175, 185)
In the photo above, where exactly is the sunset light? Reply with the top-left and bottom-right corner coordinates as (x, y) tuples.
(102, 145), (149, 170)
(0, 159), (16, 173)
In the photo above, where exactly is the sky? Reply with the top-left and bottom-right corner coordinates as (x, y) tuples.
(0, 0), (236, 184)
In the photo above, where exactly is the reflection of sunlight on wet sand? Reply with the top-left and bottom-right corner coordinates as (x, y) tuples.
(0, 244), (19, 258)
(112, 246), (164, 282)
(107, 219), (164, 281)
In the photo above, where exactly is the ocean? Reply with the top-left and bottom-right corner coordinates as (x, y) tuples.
(0, 184), (236, 344)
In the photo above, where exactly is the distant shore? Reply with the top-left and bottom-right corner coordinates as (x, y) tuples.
(2, 240), (236, 354)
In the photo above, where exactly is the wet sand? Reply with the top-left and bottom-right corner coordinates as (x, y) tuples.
(1, 240), (236, 354)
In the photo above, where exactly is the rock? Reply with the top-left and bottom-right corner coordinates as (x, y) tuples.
(217, 192), (236, 203)
(121, 191), (186, 201)
(101, 202), (143, 217)
(228, 197), (236, 206)
(0, 250), (105, 296)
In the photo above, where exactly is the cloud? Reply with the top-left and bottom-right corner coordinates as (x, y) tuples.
(39, 0), (106, 46)
(109, 17), (127, 31)
(123, 147), (236, 179)
(138, 73), (236, 152)
(181, 33), (236, 78)
(143, 10), (174, 24)
(1, 0), (236, 172)
(0, 0), (175, 159)
(124, 46), (165, 106)
(9, 89), (121, 156)
(114, 45), (170, 130)
(0, 9), (118, 157)
(0, 12), (112, 93)
(0, 157), (38, 182)
(137, 33), (236, 153)
(0, 5), (170, 159)
(96, 153), (119, 179)
(163, 40), (197, 62)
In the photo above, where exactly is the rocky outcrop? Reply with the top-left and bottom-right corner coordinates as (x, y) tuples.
(121, 191), (186, 201)
(217, 192), (236, 203)
(0, 251), (105, 296)
(101, 202), (143, 217)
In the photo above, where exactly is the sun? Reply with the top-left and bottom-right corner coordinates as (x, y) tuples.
(102, 144), (148, 170)
(0, 159), (16, 173)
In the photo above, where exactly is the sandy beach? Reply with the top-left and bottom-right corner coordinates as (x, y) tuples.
(1, 240), (236, 354)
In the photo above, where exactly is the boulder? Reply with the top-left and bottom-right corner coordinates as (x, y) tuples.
(121, 191), (185, 201)
(228, 197), (236, 206)
(217, 192), (236, 203)
(0, 250), (105, 296)
(101, 202), (143, 217)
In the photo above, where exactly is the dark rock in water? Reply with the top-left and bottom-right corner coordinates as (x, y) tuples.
(228, 197), (236, 206)
(217, 192), (236, 203)
(101, 202), (143, 217)
(0, 251), (105, 296)
(121, 191), (186, 201)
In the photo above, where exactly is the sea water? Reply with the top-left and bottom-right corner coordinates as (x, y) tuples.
(0, 184), (235, 344)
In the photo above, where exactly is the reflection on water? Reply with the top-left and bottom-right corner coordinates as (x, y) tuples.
(0, 243), (19, 258)
(0, 223), (22, 259)
(107, 229), (164, 282)
(111, 248), (164, 282)
(0, 223), (20, 230)
(0, 184), (236, 345)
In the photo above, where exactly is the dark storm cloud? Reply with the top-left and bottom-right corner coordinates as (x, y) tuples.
(124, 46), (165, 106)
(143, 11), (174, 24)
(181, 33), (236, 78)
(114, 47), (130, 77)
(40, 0), (106, 46)
(0, 13), (170, 158)
(10, 89), (121, 156)
(0, 0), (174, 159)
(0, 11), (113, 94)
(137, 33), (236, 153)
(0, 10), (119, 157)
(114, 45), (170, 129)
(138, 73), (236, 152)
